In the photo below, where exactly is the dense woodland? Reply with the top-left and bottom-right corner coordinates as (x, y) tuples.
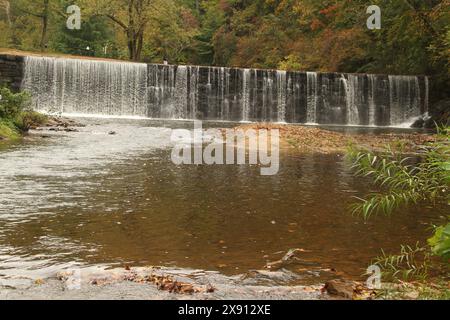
(0, 1), (449, 96)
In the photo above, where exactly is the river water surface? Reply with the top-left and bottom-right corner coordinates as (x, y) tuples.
(0, 118), (444, 287)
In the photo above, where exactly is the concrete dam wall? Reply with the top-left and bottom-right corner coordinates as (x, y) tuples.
(0, 54), (429, 127)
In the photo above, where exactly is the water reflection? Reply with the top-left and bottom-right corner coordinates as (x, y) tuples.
(0, 118), (443, 286)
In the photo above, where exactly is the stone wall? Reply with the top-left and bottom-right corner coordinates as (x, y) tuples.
(0, 54), (24, 92)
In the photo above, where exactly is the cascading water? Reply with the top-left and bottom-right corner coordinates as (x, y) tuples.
(188, 66), (199, 119)
(276, 71), (287, 123)
(242, 69), (251, 122)
(341, 74), (361, 126)
(389, 75), (422, 125)
(217, 67), (231, 120)
(172, 66), (188, 119)
(22, 56), (149, 117)
(368, 75), (377, 127)
(21, 56), (429, 127)
(306, 72), (318, 124)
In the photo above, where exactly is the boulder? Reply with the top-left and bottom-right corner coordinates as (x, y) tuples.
(428, 99), (450, 128)
(323, 279), (375, 300)
(324, 280), (356, 299)
(411, 118), (425, 128)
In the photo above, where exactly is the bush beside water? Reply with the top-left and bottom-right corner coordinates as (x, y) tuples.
(0, 87), (47, 140)
(347, 128), (450, 298)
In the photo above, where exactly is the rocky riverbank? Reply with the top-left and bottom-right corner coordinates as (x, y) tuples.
(0, 266), (330, 300)
(0, 248), (378, 300)
(0, 115), (85, 142)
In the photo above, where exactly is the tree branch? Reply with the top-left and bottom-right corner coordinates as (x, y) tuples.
(105, 14), (128, 30)
(16, 6), (44, 18)
(403, 0), (439, 37)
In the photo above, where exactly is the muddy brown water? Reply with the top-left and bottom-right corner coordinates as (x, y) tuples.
(0, 118), (444, 288)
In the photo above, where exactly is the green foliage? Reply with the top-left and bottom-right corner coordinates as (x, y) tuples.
(0, 87), (30, 119)
(348, 127), (450, 264)
(0, 119), (20, 140)
(428, 223), (450, 260)
(278, 54), (307, 71)
(13, 110), (47, 131)
(50, 15), (118, 58)
(2, 0), (448, 87)
(347, 132), (450, 219)
(373, 243), (431, 282)
(0, 87), (46, 139)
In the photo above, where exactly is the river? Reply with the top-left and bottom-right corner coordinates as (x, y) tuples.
(0, 118), (443, 289)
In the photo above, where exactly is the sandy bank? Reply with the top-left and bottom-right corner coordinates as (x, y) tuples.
(234, 123), (436, 154)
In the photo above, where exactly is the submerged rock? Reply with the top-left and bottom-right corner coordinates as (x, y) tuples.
(323, 279), (376, 300)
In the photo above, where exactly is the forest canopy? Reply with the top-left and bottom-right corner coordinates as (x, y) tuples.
(0, 0), (448, 80)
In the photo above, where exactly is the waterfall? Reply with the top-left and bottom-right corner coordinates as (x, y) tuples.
(276, 71), (287, 123)
(21, 56), (428, 127)
(188, 66), (199, 119)
(22, 56), (148, 117)
(242, 69), (251, 122)
(306, 72), (318, 124)
(261, 71), (273, 121)
(172, 66), (188, 119)
(218, 67), (231, 120)
(341, 75), (361, 125)
(389, 75), (422, 125)
(368, 75), (377, 126)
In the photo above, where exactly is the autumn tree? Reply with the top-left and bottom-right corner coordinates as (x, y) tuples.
(143, 3), (199, 63)
(81, 0), (163, 61)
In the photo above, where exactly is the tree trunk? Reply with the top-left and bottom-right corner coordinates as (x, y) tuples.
(1, 1), (12, 27)
(135, 31), (144, 61)
(39, 0), (49, 52)
(127, 31), (143, 61)
(106, 0), (148, 61)
(127, 30), (135, 60)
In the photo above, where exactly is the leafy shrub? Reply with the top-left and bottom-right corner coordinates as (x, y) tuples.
(347, 130), (449, 219)
(373, 243), (431, 282)
(13, 111), (48, 132)
(0, 87), (31, 119)
(347, 127), (450, 264)
(428, 223), (450, 261)
(0, 87), (47, 139)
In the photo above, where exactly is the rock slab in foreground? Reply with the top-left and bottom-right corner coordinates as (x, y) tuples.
(0, 267), (328, 300)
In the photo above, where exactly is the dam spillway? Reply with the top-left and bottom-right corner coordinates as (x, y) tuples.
(20, 56), (429, 126)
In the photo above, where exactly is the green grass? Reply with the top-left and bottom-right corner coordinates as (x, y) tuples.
(0, 119), (20, 141)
